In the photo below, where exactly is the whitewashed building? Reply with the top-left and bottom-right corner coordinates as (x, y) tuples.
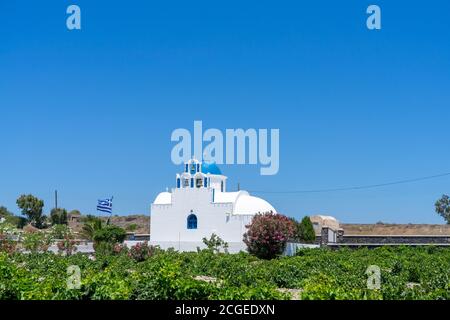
(150, 159), (277, 252)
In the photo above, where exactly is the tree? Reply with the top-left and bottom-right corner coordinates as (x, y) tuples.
(0, 207), (27, 229)
(298, 216), (316, 243)
(0, 206), (13, 218)
(92, 225), (126, 255)
(288, 217), (300, 241)
(81, 215), (103, 240)
(93, 225), (126, 244)
(50, 208), (68, 225)
(435, 194), (450, 224)
(243, 212), (296, 260)
(16, 195), (45, 228)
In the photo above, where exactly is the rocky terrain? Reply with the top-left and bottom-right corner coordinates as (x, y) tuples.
(69, 214), (150, 235)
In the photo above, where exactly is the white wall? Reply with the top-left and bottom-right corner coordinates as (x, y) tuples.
(150, 188), (253, 248)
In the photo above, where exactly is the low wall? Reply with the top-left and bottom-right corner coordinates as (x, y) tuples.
(284, 242), (320, 256)
(48, 242), (94, 254)
(150, 241), (247, 253)
(47, 240), (147, 254)
(47, 241), (315, 255)
(339, 235), (450, 244)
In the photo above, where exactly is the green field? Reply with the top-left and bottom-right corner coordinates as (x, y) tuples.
(0, 246), (449, 300)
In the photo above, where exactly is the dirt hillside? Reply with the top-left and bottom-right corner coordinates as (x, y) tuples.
(69, 214), (150, 235)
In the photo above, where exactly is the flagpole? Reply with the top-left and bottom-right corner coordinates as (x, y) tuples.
(108, 196), (113, 224)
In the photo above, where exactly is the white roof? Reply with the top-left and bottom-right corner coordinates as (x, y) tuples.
(213, 191), (245, 204)
(233, 194), (276, 215)
(152, 189), (276, 215)
(214, 190), (276, 215)
(153, 192), (171, 205)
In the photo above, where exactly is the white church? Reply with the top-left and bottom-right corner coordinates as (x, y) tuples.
(150, 159), (277, 253)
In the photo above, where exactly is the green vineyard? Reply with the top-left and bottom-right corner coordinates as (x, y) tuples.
(1, 246), (449, 300)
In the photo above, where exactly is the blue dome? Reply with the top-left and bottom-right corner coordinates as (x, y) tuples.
(201, 161), (222, 175)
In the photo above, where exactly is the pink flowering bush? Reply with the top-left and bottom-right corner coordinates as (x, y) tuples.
(243, 212), (296, 259)
(128, 241), (159, 262)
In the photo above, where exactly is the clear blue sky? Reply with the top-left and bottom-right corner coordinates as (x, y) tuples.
(1, 1), (450, 223)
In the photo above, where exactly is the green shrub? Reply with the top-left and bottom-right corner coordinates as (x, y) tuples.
(131, 259), (215, 300)
(21, 230), (53, 253)
(201, 233), (229, 253)
(51, 224), (71, 239)
(93, 225), (126, 255)
(0, 245), (448, 300)
(0, 207), (27, 228)
(126, 224), (138, 232)
(93, 225), (126, 244)
(50, 208), (68, 225)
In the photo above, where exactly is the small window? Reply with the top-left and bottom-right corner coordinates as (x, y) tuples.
(177, 178), (181, 188)
(204, 178), (208, 187)
(221, 181), (224, 192)
(185, 164), (188, 173)
(190, 178), (194, 188)
(187, 214), (197, 229)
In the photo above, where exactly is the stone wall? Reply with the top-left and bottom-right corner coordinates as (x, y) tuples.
(339, 235), (450, 244)
(341, 223), (450, 235)
(318, 227), (450, 246)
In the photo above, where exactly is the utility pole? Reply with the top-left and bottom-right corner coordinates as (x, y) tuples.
(237, 183), (240, 191)
(55, 190), (58, 209)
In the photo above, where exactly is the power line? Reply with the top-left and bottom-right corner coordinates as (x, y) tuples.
(249, 172), (450, 194)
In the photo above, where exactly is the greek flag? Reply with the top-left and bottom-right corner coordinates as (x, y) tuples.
(97, 197), (113, 214)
